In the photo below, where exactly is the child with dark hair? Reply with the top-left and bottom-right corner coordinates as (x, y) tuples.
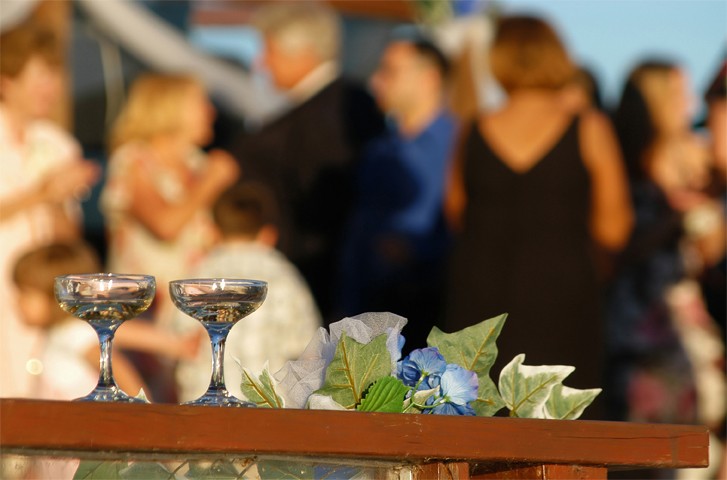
(12, 242), (145, 401)
(13, 242), (200, 401)
(174, 183), (321, 402)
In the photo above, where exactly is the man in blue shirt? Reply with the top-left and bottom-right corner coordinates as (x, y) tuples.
(339, 38), (457, 352)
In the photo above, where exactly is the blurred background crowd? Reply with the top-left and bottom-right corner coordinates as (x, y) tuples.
(0, 1), (725, 478)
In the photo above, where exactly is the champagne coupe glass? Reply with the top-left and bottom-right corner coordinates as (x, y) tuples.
(169, 278), (267, 406)
(55, 273), (156, 402)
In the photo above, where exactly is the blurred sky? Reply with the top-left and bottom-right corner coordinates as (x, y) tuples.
(500, 0), (726, 109)
(190, 0), (726, 114)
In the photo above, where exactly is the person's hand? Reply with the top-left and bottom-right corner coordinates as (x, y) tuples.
(40, 159), (100, 203)
(168, 328), (204, 360)
(665, 187), (711, 213)
(204, 149), (241, 193)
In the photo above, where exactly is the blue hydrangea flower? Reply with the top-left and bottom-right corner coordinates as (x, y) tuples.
(431, 364), (478, 416)
(397, 347), (447, 387)
(423, 372), (441, 390)
(431, 401), (476, 416)
(397, 334), (406, 355)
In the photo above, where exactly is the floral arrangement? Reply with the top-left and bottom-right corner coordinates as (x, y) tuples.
(240, 312), (601, 419)
(72, 312), (601, 480)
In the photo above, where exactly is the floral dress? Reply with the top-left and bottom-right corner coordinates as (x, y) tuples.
(101, 142), (216, 327)
(604, 181), (697, 424)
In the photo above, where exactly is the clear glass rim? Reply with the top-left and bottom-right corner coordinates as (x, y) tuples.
(169, 278), (268, 287)
(55, 273), (156, 282)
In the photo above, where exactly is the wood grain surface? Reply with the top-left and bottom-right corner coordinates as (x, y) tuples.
(0, 399), (709, 470)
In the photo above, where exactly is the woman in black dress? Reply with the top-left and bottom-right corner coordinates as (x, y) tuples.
(444, 16), (633, 404)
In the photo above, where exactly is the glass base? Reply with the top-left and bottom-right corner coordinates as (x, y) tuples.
(183, 388), (255, 407)
(75, 385), (147, 403)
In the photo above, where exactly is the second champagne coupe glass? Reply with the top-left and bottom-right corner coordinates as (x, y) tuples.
(55, 273), (155, 402)
(169, 278), (267, 406)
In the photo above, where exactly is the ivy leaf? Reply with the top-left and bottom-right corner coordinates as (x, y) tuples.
(134, 389), (150, 403)
(258, 460), (314, 479)
(357, 376), (409, 413)
(307, 394), (347, 410)
(428, 314), (507, 416)
(314, 332), (391, 409)
(498, 354), (575, 418)
(427, 313), (506, 377)
(240, 364), (285, 408)
(545, 384), (602, 420)
(119, 462), (170, 479)
(472, 377), (506, 417)
(73, 461), (124, 480)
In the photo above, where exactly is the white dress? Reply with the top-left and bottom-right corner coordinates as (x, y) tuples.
(33, 318), (98, 401)
(0, 106), (83, 398)
(173, 242), (322, 402)
(19, 319), (98, 480)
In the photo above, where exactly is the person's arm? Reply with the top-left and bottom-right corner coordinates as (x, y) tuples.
(580, 110), (634, 251)
(443, 124), (472, 233)
(115, 319), (201, 360)
(280, 278), (323, 362)
(125, 149), (240, 241)
(82, 345), (148, 399)
(0, 160), (99, 224)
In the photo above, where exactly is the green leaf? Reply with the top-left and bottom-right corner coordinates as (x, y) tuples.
(185, 461), (211, 479)
(185, 459), (240, 479)
(119, 462), (171, 479)
(472, 377), (506, 417)
(428, 313), (506, 377)
(314, 332), (392, 409)
(307, 394), (348, 410)
(545, 384), (602, 420)
(428, 314), (508, 416)
(258, 460), (314, 479)
(357, 376), (409, 413)
(74, 461), (124, 480)
(498, 354), (575, 418)
(134, 388), (150, 403)
(240, 365), (285, 408)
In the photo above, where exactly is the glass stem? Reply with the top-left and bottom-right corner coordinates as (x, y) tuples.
(209, 330), (228, 392)
(94, 324), (118, 389)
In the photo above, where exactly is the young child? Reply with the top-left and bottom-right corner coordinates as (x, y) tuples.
(174, 183), (322, 402)
(101, 73), (240, 329)
(12, 242), (200, 401)
(13, 242), (144, 401)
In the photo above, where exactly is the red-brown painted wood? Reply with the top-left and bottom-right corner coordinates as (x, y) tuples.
(416, 462), (471, 480)
(474, 464), (606, 479)
(0, 399), (709, 471)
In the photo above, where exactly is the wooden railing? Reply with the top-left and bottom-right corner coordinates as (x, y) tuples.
(0, 399), (709, 479)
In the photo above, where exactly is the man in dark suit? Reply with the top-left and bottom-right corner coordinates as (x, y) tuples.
(229, 3), (384, 323)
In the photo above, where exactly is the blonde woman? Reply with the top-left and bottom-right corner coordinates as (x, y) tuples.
(101, 73), (239, 327)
